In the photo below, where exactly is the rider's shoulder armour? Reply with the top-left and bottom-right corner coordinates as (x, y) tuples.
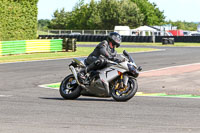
(97, 40), (108, 49)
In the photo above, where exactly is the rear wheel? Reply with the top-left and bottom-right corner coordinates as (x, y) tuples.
(59, 74), (81, 100)
(111, 76), (138, 102)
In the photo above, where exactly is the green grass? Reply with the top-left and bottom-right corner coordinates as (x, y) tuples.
(0, 47), (157, 63)
(77, 42), (200, 47)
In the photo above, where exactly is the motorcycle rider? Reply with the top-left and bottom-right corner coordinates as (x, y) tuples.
(78, 32), (122, 83)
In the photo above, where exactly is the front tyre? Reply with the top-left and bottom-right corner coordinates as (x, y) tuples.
(59, 74), (81, 100)
(111, 77), (138, 102)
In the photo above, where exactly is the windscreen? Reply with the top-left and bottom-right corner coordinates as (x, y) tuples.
(123, 50), (134, 63)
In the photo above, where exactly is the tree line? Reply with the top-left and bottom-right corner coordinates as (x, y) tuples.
(38, 0), (198, 31)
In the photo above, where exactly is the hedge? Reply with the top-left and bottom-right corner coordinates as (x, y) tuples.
(0, 0), (38, 41)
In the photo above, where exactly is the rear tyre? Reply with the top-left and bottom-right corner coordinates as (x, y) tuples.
(59, 74), (81, 100)
(111, 76), (138, 102)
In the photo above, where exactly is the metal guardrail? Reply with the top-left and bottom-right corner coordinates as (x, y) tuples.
(38, 30), (114, 35)
(37, 29), (173, 37)
(38, 35), (200, 43)
(38, 35), (154, 42)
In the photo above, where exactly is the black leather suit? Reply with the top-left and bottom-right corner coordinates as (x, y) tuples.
(84, 40), (117, 73)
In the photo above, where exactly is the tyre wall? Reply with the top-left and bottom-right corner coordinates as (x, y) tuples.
(39, 35), (200, 43)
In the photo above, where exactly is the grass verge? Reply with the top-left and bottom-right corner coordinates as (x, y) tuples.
(0, 47), (157, 63)
(77, 42), (200, 47)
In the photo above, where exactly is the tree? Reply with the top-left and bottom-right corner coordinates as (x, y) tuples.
(38, 19), (50, 30)
(67, 2), (91, 29)
(48, 0), (164, 30)
(165, 20), (198, 31)
(97, 0), (122, 29)
(48, 8), (70, 29)
(119, 0), (144, 28)
(152, 2), (165, 25)
(87, 0), (102, 29)
(95, 0), (144, 29)
(131, 0), (165, 25)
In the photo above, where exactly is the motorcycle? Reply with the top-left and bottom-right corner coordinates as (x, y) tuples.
(59, 50), (142, 102)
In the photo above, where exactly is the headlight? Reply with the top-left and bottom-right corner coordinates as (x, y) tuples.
(127, 64), (139, 77)
(127, 64), (136, 73)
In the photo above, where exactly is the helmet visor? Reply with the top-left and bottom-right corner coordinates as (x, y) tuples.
(112, 35), (121, 44)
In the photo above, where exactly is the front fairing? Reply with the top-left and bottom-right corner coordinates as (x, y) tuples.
(120, 54), (138, 68)
(121, 51), (139, 77)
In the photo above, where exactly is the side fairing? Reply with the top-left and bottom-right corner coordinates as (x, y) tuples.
(99, 65), (127, 82)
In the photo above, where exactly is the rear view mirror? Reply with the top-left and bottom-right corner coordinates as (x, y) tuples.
(138, 66), (142, 71)
(123, 50), (129, 56)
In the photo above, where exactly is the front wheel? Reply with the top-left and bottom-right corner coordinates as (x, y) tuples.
(59, 74), (81, 100)
(111, 76), (138, 102)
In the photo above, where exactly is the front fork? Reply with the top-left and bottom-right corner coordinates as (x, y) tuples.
(119, 73), (129, 89)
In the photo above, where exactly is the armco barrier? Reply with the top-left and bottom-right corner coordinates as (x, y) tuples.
(38, 35), (200, 43)
(0, 39), (62, 56)
(38, 35), (154, 42)
(155, 36), (200, 43)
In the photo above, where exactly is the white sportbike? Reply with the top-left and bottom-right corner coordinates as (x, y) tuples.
(60, 50), (142, 102)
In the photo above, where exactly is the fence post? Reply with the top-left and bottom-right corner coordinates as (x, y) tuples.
(152, 32), (155, 43)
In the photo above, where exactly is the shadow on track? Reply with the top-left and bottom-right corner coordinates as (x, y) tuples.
(39, 97), (63, 100)
(76, 97), (115, 102)
(39, 97), (115, 102)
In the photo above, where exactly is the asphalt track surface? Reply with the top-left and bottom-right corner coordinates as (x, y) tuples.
(1, 45), (200, 133)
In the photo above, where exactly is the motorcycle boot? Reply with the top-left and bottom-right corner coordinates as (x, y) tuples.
(77, 69), (87, 84)
(77, 61), (97, 84)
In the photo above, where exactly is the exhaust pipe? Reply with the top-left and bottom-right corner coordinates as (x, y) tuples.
(69, 66), (87, 90)
(69, 66), (81, 85)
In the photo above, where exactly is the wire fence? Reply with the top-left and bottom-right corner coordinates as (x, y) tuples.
(38, 30), (114, 35)
(37, 29), (174, 37)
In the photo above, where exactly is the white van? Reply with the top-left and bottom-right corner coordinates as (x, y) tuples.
(114, 26), (131, 36)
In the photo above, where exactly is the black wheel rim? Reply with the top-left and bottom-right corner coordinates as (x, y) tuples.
(112, 79), (135, 97)
(62, 77), (78, 95)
